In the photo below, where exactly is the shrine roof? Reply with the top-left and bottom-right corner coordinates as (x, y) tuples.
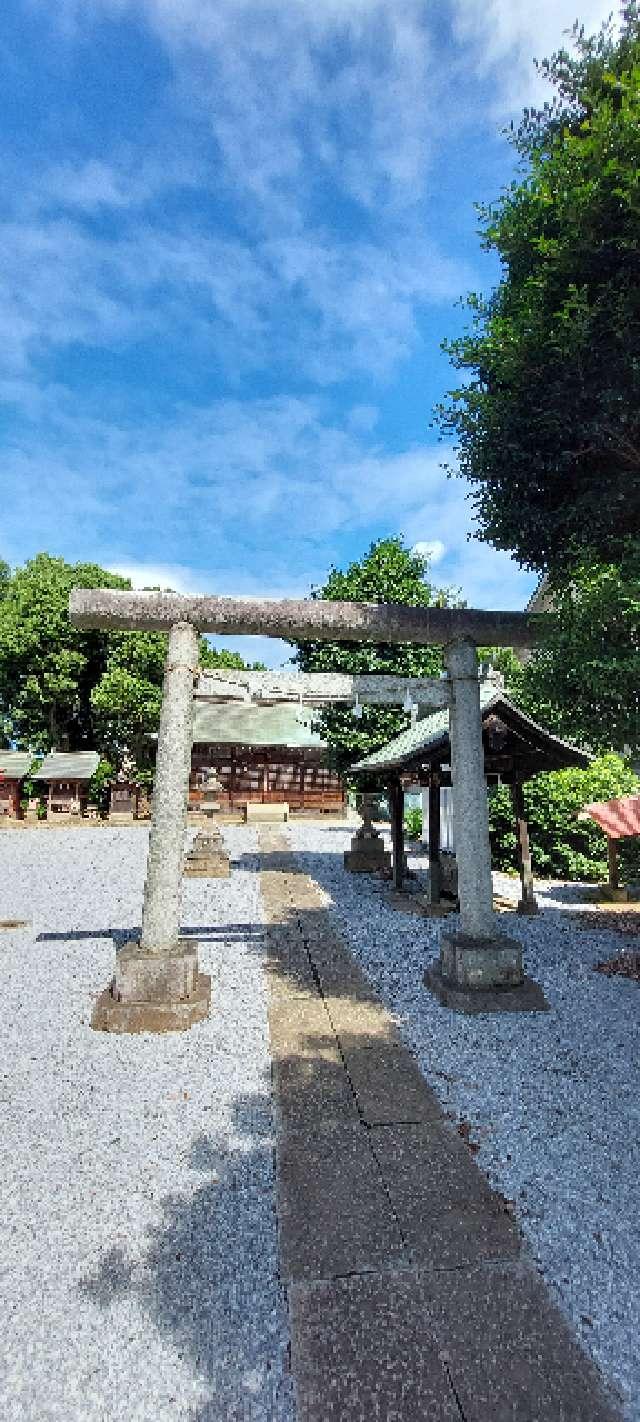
(192, 701), (325, 749)
(581, 795), (640, 840)
(351, 691), (590, 777)
(34, 751), (101, 781)
(0, 750), (33, 780)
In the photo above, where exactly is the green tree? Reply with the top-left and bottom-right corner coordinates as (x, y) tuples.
(91, 630), (265, 769)
(0, 555), (264, 760)
(517, 547), (640, 754)
(294, 537), (459, 772)
(0, 554), (129, 751)
(489, 751), (640, 881)
(438, 5), (640, 570)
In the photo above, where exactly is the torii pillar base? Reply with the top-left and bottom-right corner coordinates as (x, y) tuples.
(425, 931), (548, 1012)
(91, 941), (211, 1034)
(424, 956), (548, 1014)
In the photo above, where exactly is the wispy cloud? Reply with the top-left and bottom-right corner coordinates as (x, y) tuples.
(2, 395), (535, 611)
(451, 0), (616, 110)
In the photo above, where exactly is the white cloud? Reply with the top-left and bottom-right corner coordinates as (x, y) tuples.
(53, 0), (436, 219)
(4, 397), (537, 614)
(411, 539), (445, 565)
(0, 206), (474, 393)
(451, 0), (616, 110)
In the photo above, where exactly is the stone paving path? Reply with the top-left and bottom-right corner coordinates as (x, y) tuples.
(258, 829), (622, 1422)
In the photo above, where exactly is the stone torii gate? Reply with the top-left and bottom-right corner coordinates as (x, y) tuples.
(70, 589), (537, 1030)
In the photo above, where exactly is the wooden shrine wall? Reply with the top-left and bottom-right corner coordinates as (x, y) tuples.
(191, 742), (344, 813)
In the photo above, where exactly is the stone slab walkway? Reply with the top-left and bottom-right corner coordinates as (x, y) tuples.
(258, 829), (622, 1422)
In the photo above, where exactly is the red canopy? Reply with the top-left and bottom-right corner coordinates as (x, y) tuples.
(582, 795), (640, 840)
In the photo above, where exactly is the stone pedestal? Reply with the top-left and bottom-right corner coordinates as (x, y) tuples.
(184, 828), (230, 878)
(344, 794), (391, 874)
(92, 941), (211, 1033)
(440, 930), (523, 990)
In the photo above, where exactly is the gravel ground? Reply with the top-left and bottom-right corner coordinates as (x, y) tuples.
(287, 820), (640, 1421)
(0, 826), (293, 1422)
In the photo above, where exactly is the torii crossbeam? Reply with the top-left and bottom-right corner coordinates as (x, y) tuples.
(70, 588), (536, 1030)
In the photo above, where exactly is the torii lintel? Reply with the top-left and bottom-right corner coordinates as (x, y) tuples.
(69, 588), (535, 649)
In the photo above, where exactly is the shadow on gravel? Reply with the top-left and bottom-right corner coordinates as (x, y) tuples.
(79, 1097), (292, 1422)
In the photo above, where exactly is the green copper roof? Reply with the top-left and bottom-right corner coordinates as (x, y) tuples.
(0, 751), (33, 779)
(351, 690), (589, 775)
(35, 751), (101, 781)
(192, 701), (325, 749)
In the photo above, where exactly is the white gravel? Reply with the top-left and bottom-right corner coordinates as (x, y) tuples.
(287, 819), (640, 1422)
(0, 826), (293, 1422)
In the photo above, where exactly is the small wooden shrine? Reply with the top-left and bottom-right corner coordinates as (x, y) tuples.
(190, 701), (344, 814)
(352, 690), (590, 912)
(0, 751), (32, 820)
(34, 751), (101, 818)
(108, 752), (140, 823)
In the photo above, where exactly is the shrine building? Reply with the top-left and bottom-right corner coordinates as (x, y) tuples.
(190, 701), (344, 815)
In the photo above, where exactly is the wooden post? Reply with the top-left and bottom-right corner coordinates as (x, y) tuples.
(428, 770), (442, 905)
(607, 837), (620, 891)
(512, 778), (538, 915)
(390, 780), (405, 891)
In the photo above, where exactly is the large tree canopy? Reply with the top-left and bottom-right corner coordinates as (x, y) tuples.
(517, 546), (640, 755)
(0, 554), (262, 762)
(438, 5), (640, 570)
(294, 537), (458, 773)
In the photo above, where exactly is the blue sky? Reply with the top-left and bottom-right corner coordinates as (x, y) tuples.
(2, 0), (611, 665)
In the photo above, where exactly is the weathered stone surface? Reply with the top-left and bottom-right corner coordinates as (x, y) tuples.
(140, 620), (199, 954)
(273, 1056), (360, 1130)
(423, 1261), (623, 1421)
(268, 997), (335, 1059)
(371, 1123), (521, 1268)
(343, 844), (391, 873)
(340, 1040), (444, 1126)
(425, 961), (549, 1014)
(245, 802), (289, 823)
(113, 941), (200, 1003)
(69, 586), (536, 648)
(445, 638), (496, 938)
(92, 973), (211, 1033)
(183, 852), (230, 878)
(276, 1121), (405, 1281)
(288, 1271), (460, 1422)
(440, 929), (524, 990)
(372, 1121), (501, 1216)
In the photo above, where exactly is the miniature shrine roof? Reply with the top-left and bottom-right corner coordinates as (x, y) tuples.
(0, 750), (33, 779)
(351, 692), (590, 780)
(582, 795), (640, 840)
(192, 701), (325, 749)
(34, 751), (101, 781)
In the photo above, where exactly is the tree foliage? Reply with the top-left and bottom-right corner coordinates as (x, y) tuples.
(438, 5), (640, 569)
(489, 752), (640, 881)
(293, 537), (459, 773)
(517, 547), (640, 754)
(0, 554), (129, 752)
(0, 554), (261, 765)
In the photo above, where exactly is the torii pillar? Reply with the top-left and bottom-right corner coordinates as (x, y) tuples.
(70, 588), (539, 1028)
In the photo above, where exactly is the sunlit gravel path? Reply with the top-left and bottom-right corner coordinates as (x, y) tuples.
(0, 825), (293, 1422)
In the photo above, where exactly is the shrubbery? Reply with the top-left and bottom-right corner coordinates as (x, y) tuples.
(404, 806), (423, 840)
(488, 753), (640, 882)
